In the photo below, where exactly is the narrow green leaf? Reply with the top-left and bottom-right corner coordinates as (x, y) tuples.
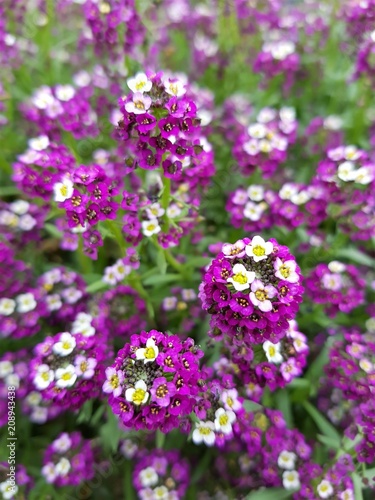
(243, 400), (263, 412)
(275, 391), (293, 428)
(86, 280), (109, 294)
(143, 273), (181, 286)
(336, 248), (375, 268)
(303, 401), (341, 444)
(352, 472), (364, 500)
(156, 247), (167, 274)
(317, 434), (341, 450)
(44, 223), (63, 239)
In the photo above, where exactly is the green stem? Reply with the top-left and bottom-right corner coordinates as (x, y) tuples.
(156, 430), (165, 449)
(76, 236), (93, 275)
(128, 273), (156, 327)
(123, 460), (135, 500)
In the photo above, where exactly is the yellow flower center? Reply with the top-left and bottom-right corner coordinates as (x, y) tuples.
(110, 375), (119, 388)
(80, 361), (88, 372)
(232, 273), (248, 285)
(144, 347), (156, 359)
(268, 346), (276, 356)
(255, 290), (267, 301)
(132, 388), (146, 404)
(219, 414), (229, 426)
(135, 81), (146, 91)
(226, 397), (233, 408)
(280, 265), (290, 278)
(62, 372), (73, 381)
(253, 245), (265, 257)
(146, 224), (156, 231)
(134, 100), (145, 110)
(199, 426), (212, 436)
(41, 372), (50, 381)
(60, 185), (68, 197)
(62, 341), (71, 350)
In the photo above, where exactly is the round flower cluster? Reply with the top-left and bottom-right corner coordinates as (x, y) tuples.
(37, 267), (89, 324)
(31, 332), (106, 410)
(117, 71), (214, 179)
(41, 432), (95, 487)
(305, 261), (365, 316)
(200, 235), (304, 344)
(253, 39), (300, 82)
(103, 329), (204, 432)
(21, 83), (99, 140)
(0, 199), (47, 248)
(133, 449), (190, 500)
(231, 107), (298, 178)
(96, 285), (147, 339)
(12, 139), (75, 201)
(226, 320), (309, 391)
(226, 182), (327, 233)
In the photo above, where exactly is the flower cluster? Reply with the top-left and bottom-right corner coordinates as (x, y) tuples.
(133, 449), (190, 500)
(103, 329), (204, 432)
(200, 235), (303, 344)
(231, 107), (298, 178)
(305, 261), (366, 316)
(0, 199), (47, 248)
(41, 432), (95, 487)
(31, 332), (106, 410)
(0, 462), (33, 500)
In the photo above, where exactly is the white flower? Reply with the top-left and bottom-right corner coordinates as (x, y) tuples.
(214, 408), (236, 434)
(42, 462), (57, 483)
(243, 201), (265, 221)
(248, 123), (267, 139)
(25, 391), (42, 407)
(246, 235), (273, 262)
(142, 219), (161, 237)
(28, 135), (50, 151)
(136, 338), (159, 363)
(279, 183), (299, 200)
(280, 107), (296, 123)
(139, 467), (158, 488)
(53, 177), (74, 202)
(71, 312), (95, 337)
(152, 486), (169, 499)
(5, 373), (20, 389)
(9, 200), (30, 215)
(257, 107), (277, 123)
(243, 139), (259, 156)
(192, 421), (216, 446)
(337, 161), (356, 182)
(221, 389), (242, 412)
(328, 261), (346, 273)
(277, 450), (297, 469)
(359, 358), (373, 373)
(125, 380), (149, 406)
(274, 258), (299, 283)
(120, 439), (138, 459)
(324, 115), (343, 131)
(52, 433), (72, 453)
(0, 210), (19, 228)
(46, 294), (63, 311)
(61, 287), (83, 304)
(127, 72), (152, 93)
(112, 259), (131, 281)
(103, 266), (117, 285)
(353, 166), (374, 185)
(322, 273), (342, 291)
(339, 489), (354, 500)
(18, 214), (37, 231)
(55, 84), (75, 101)
(247, 185), (264, 201)
(163, 78), (185, 97)
(0, 298), (16, 316)
(53, 332), (76, 356)
(146, 203), (165, 219)
(263, 341), (283, 364)
(232, 189), (248, 205)
(0, 361), (13, 378)
(16, 293), (37, 313)
(282, 470), (300, 490)
(34, 364), (54, 390)
(73, 70), (91, 87)
(181, 289), (196, 301)
(259, 139), (272, 153)
(0, 481), (18, 499)
(55, 365), (77, 388)
(166, 204), (182, 218)
(55, 457), (71, 477)
(317, 479), (334, 498)
(291, 190), (311, 205)
(271, 41), (295, 60)
(344, 145), (360, 161)
(227, 263), (256, 291)
(32, 86), (54, 109)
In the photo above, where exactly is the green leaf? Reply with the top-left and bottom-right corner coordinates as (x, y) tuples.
(76, 400), (93, 424)
(243, 400), (263, 412)
(44, 223), (63, 239)
(184, 256), (212, 269)
(317, 434), (341, 450)
(100, 410), (123, 453)
(275, 391), (293, 428)
(336, 247), (375, 268)
(86, 279), (109, 294)
(352, 472), (364, 500)
(302, 401), (341, 445)
(143, 273), (181, 286)
(247, 488), (293, 499)
(156, 247), (167, 274)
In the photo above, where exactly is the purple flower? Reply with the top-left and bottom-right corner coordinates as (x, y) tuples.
(150, 377), (176, 407)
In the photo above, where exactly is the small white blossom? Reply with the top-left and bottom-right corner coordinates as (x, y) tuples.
(263, 341), (283, 364)
(0, 361), (13, 378)
(52, 433), (72, 453)
(135, 339), (159, 364)
(53, 332), (76, 356)
(0, 481), (18, 499)
(42, 462), (57, 483)
(53, 177), (74, 202)
(317, 479), (334, 498)
(125, 380), (149, 405)
(55, 457), (71, 477)
(28, 135), (50, 151)
(278, 450), (297, 470)
(246, 235), (273, 262)
(282, 470), (300, 490)
(55, 365), (77, 388)
(9, 200), (30, 215)
(337, 161), (356, 182)
(139, 467), (158, 488)
(192, 421), (216, 446)
(328, 261), (346, 273)
(227, 263), (256, 291)
(127, 72), (152, 94)
(34, 364), (54, 390)
(142, 219), (161, 237)
(55, 84), (75, 101)
(16, 293), (37, 313)
(214, 408), (236, 434)
(247, 185), (264, 201)
(0, 298), (16, 316)
(248, 123), (267, 139)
